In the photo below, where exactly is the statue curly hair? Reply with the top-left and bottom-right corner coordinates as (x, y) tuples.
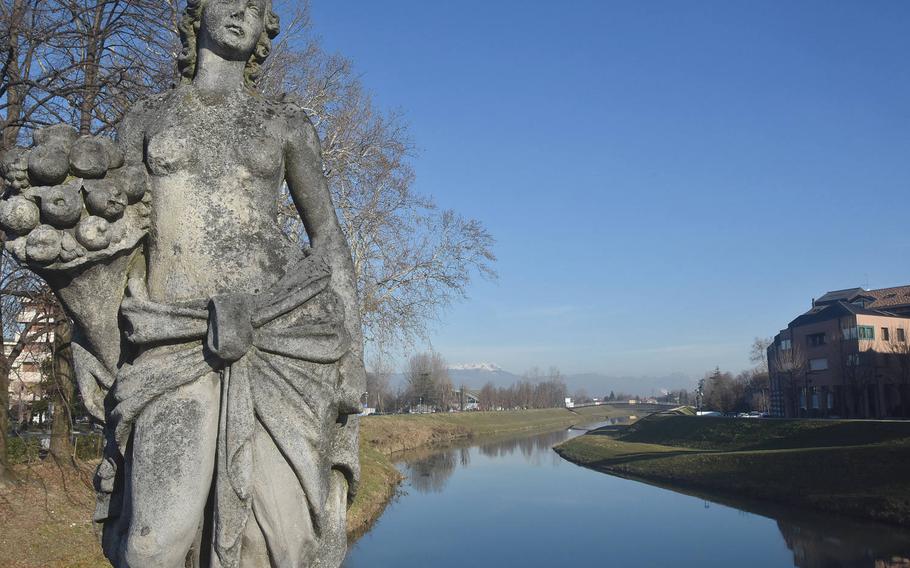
(177, 0), (281, 88)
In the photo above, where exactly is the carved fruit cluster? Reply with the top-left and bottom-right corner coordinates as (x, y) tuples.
(0, 125), (150, 269)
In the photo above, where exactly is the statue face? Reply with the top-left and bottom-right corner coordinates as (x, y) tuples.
(200, 0), (267, 60)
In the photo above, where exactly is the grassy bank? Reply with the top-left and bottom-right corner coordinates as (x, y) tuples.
(555, 413), (910, 526)
(0, 462), (106, 568)
(0, 406), (631, 567)
(347, 405), (629, 536)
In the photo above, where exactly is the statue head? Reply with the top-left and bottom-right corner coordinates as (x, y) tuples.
(178, 0), (280, 87)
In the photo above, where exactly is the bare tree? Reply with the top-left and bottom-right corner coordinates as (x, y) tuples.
(1, 0), (179, 148)
(365, 363), (392, 413)
(770, 340), (806, 417)
(1, 0), (181, 473)
(261, 4), (496, 350)
(479, 381), (496, 411)
(702, 368), (746, 413)
(572, 388), (591, 405)
(750, 336), (772, 373)
(47, 306), (73, 461)
(832, 328), (875, 418)
(405, 351), (451, 412)
(0, 248), (52, 482)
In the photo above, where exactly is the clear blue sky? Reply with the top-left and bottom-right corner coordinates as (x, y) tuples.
(304, 0), (910, 380)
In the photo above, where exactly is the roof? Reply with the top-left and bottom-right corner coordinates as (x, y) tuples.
(866, 285), (910, 310)
(815, 287), (871, 305)
(789, 300), (901, 328)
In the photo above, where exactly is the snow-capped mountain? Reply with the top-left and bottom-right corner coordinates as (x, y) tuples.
(446, 363), (518, 388)
(389, 361), (695, 396)
(449, 362), (504, 373)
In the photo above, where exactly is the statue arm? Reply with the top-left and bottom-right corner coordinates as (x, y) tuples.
(284, 110), (366, 396)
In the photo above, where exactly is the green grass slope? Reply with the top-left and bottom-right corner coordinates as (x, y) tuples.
(556, 414), (910, 526)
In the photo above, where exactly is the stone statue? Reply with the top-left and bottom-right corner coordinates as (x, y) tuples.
(0, 0), (365, 566)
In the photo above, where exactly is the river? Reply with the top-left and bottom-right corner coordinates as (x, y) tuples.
(344, 423), (910, 567)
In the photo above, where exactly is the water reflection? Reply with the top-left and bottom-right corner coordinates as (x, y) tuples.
(404, 448), (466, 494)
(402, 428), (578, 495)
(777, 516), (910, 568)
(347, 424), (910, 568)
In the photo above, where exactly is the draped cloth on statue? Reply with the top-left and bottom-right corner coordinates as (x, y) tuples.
(110, 253), (355, 567)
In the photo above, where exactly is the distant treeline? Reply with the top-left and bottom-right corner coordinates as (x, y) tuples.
(364, 353), (570, 413)
(477, 367), (568, 410)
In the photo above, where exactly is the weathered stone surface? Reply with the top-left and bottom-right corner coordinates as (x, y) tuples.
(33, 124), (78, 149)
(105, 164), (147, 203)
(32, 182), (84, 228)
(98, 137), (125, 169)
(0, 1), (364, 567)
(25, 224), (62, 264)
(1, 148), (30, 191)
(83, 179), (126, 220)
(27, 143), (70, 185)
(74, 216), (111, 250)
(59, 231), (86, 261)
(69, 136), (110, 178)
(0, 195), (40, 234)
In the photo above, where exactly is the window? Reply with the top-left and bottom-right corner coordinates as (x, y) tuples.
(847, 353), (861, 366)
(858, 326), (875, 340)
(882, 328), (890, 342)
(807, 333), (826, 347)
(842, 326), (858, 340)
(780, 339), (792, 350)
(827, 392), (834, 410)
(809, 358), (828, 371)
(899, 328), (907, 343)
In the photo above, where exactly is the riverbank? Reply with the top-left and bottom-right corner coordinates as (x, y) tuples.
(555, 413), (910, 526)
(346, 405), (631, 537)
(0, 461), (106, 568)
(0, 406), (631, 567)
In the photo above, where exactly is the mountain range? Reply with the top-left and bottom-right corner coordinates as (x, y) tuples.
(444, 363), (695, 396)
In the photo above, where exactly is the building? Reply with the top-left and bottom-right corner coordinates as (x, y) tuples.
(768, 286), (910, 419)
(5, 300), (55, 427)
(453, 388), (480, 411)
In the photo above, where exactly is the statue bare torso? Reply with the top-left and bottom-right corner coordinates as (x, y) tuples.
(141, 85), (302, 302)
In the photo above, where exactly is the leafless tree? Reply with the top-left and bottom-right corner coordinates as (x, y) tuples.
(479, 381), (496, 411)
(1, 0), (181, 472)
(47, 307), (73, 461)
(405, 351), (452, 411)
(365, 362), (392, 413)
(770, 340), (806, 417)
(0, 248), (53, 482)
(702, 368), (745, 413)
(750, 336), (772, 373)
(262, 4), (496, 350)
(832, 329), (875, 418)
(473, 368), (566, 412)
(1, 0), (179, 148)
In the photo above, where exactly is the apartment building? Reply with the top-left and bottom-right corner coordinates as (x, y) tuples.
(767, 286), (910, 419)
(4, 300), (55, 427)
